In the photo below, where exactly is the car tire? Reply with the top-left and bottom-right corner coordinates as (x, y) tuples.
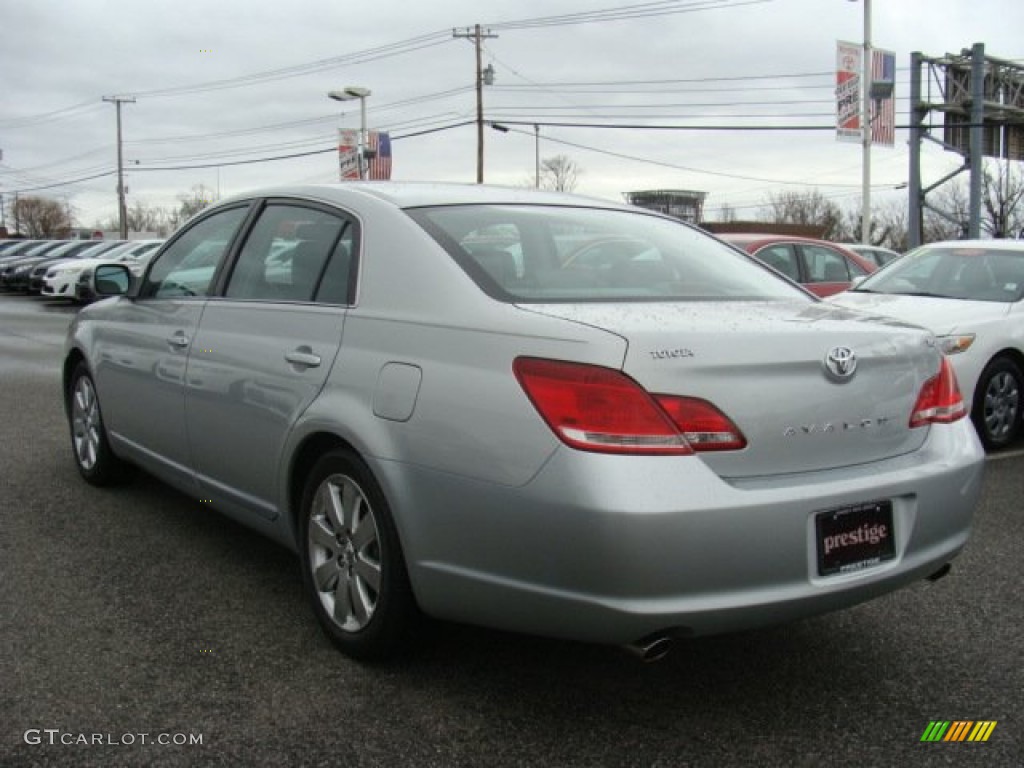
(299, 449), (415, 661)
(971, 356), (1023, 450)
(68, 363), (133, 485)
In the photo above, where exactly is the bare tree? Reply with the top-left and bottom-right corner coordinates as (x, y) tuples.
(126, 200), (168, 234)
(924, 179), (970, 242)
(760, 189), (844, 240)
(982, 161), (1024, 238)
(918, 160), (1024, 243)
(871, 199), (910, 251)
(712, 202), (738, 223)
(539, 155), (581, 193)
(166, 184), (216, 231)
(11, 196), (72, 237)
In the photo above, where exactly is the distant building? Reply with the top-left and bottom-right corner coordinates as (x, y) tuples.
(624, 189), (708, 225)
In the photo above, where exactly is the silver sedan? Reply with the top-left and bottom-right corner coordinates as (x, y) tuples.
(64, 183), (984, 661)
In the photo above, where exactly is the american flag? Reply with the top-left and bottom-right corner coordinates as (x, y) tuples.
(870, 49), (896, 147)
(366, 131), (392, 180)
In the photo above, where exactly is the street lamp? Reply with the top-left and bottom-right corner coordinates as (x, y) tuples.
(328, 86), (372, 180)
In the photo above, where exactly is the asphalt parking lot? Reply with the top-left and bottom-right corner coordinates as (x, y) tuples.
(1, 293), (1021, 768)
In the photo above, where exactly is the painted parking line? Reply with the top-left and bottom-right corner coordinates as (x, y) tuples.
(987, 447), (1024, 462)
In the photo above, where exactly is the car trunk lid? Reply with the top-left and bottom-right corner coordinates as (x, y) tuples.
(520, 300), (941, 478)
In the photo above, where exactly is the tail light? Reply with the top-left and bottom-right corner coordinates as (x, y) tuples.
(910, 357), (966, 427)
(513, 357), (746, 455)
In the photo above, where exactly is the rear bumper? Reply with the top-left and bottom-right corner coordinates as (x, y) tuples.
(389, 419), (984, 645)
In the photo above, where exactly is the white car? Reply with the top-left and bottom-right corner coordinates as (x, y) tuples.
(43, 240), (162, 301)
(830, 239), (1024, 449)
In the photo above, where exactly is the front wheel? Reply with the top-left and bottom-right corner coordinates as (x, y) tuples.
(298, 449), (415, 661)
(971, 357), (1023, 450)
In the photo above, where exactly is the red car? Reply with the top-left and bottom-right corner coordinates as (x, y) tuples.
(717, 234), (877, 297)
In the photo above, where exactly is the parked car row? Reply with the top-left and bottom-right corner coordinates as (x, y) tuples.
(0, 238), (163, 302)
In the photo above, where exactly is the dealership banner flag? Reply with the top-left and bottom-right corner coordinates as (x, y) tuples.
(338, 129), (361, 180)
(870, 48), (896, 147)
(836, 40), (862, 143)
(367, 131), (392, 180)
(337, 129), (392, 180)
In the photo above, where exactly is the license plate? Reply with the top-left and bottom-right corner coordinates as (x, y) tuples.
(815, 501), (895, 576)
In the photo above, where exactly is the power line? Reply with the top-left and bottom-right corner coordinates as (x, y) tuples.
(488, 0), (773, 30)
(7, 169), (117, 193)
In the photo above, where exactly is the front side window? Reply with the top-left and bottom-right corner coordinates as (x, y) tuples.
(225, 204), (354, 303)
(142, 206), (249, 298)
(407, 205), (807, 302)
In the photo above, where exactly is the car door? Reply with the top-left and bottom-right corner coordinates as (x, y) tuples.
(92, 204), (251, 490)
(184, 201), (354, 521)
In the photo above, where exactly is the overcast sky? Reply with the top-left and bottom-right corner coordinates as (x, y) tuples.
(1, 0), (1021, 229)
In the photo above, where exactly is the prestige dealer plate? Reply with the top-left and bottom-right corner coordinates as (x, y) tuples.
(815, 500), (895, 576)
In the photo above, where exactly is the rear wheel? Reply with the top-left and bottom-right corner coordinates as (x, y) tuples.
(971, 357), (1022, 450)
(68, 363), (133, 485)
(298, 449), (415, 661)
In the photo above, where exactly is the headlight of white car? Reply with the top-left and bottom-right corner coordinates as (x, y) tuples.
(936, 334), (976, 355)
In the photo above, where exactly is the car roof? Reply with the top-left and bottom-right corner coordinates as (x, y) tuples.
(718, 233), (844, 246)
(215, 181), (641, 213)
(915, 239), (1024, 252)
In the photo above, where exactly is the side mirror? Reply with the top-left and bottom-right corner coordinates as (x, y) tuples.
(850, 275), (867, 287)
(94, 264), (132, 296)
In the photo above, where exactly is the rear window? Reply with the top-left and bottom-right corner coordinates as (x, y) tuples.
(407, 205), (808, 302)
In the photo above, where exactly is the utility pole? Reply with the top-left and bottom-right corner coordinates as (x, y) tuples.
(453, 25), (497, 183)
(103, 95), (136, 239)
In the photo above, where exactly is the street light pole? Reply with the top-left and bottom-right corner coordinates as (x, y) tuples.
(328, 87), (372, 179)
(854, 0), (872, 244)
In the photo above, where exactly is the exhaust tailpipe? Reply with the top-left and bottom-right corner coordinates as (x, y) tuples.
(623, 633), (674, 663)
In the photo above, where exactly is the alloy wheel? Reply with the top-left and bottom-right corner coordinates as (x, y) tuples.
(71, 375), (102, 471)
(307, 473), (382, 632)
(981, 370), (1020, 445)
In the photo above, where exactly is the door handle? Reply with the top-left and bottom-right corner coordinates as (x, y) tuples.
(167, 331), (190, 349)
(285, 347), (322, 369)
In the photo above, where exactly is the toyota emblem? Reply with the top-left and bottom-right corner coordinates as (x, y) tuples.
(824, 346), (857, 381)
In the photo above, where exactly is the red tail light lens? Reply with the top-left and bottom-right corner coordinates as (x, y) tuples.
(513, 357), (746, 454)
(654, 395), (748, 451)
(910, 357), (967, 427)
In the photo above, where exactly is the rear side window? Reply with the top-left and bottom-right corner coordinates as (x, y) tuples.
(407, 205), (807, 303)
(224, 204), (354, 304)
(801, 245), (851, 283)
(142, 207), (248, 298)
